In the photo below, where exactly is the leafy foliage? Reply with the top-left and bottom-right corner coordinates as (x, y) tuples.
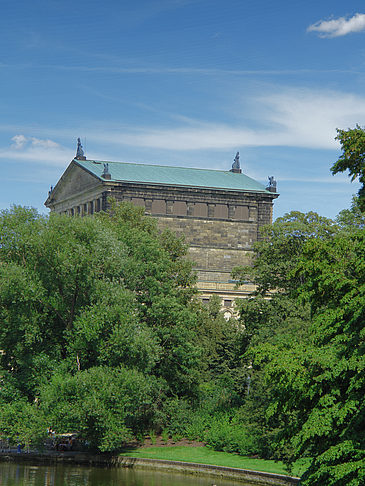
(232, 211), (337, 295)
(0, 400), (47, 450)
(238, 209), (365, 485)
(1, 180), (364, 485)
(332, 125), (365, 211)
(39, 366), (162, 451)
(0, 203), (202, 450)
(336, 196), (365, 230)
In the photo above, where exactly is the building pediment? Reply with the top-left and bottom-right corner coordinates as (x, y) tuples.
(45, 160), (101, 208)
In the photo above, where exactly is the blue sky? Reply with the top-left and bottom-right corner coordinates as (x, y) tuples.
(0, 0), (364, 220)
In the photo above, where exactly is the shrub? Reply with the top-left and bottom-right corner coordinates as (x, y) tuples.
(204, 412), (258, 456)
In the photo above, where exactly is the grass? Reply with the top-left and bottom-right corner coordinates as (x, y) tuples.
(120, 446), (309, 477)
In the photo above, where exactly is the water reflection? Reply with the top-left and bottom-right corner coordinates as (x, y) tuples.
(0, 462), (258, 486)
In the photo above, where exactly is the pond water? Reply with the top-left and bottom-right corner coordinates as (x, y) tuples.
(0, 461), (259, 486)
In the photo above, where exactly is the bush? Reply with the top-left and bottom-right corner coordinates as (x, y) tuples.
(158, 398), (192, 436)
(204, 412), (258, 456)
(184, 410), (210, 441)
(39, 366), (162, 451)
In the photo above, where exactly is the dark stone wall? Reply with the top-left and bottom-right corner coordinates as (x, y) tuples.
(156, 217), (256, 249)
(109, 182), (277, 284)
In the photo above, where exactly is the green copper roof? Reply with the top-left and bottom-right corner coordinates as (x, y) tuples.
(75, 159), (273, 194)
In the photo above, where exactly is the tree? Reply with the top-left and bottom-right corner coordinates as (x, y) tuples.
(332, 125), (365, 211)
(0, 206), (133, 396)
(292, 229), (364, 485)
(0, 203), (203, 447)
(232, 211), (337, 296)
(0, 400), (47, 451)
(249, 224), (365, 485)
(39, 367), (162, 451)
(336, 196), (365, 230)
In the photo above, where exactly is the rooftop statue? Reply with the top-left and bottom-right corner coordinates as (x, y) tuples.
(102, 162), (111, 179)
(267, 176), (277, 192)
(232, 151), (240, 170)
(230, 151), (242, 173)
(76, 138), (85, 159)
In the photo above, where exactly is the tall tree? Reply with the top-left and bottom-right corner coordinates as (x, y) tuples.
(233, 211), (337, 297)
(332, 125), (365, 211)
(243, 212), (365, 485)
(0, 203), (203, 449)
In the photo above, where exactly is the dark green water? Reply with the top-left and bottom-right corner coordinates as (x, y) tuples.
(0, 462), (258, 486)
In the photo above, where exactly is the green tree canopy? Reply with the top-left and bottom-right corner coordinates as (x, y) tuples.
(232, 211), (337, 296)
(0, 203), (203, 450)
(238, 209), (365, 485)
(332, 125), (365, 211)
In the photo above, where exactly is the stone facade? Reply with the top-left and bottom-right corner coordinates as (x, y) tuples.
(45, 157), (278, 313)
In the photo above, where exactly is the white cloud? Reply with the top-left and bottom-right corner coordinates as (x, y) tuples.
(255, 89), (365, 148)
(1, 135), (73, 166)
(11, 135), (60, 151)
(11, 134), (28, 149)
(30, 137), (60, 149)
(2, 89), (365, 162)
(89, 88), (365, 152)
(307, 13), (365, 38)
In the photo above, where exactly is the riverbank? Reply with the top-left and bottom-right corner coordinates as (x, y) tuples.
(120, 445), (308, 477)
(0, 449), (301, 486)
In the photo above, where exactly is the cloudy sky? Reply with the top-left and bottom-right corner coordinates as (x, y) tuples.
(1, 0), (364, 219)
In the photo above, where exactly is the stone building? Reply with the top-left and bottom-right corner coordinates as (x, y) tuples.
(45, 141), (278, 312)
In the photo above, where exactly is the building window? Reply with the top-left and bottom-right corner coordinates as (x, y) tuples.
(193, 202), (208, 217)
(151, 199), (166, 215)
(223, 299), (232, 308)
(202, 298), (210, 305)
(172, 201), (187, 216)
(214, 204), (228, 219)
(233, 206), (249, 220)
